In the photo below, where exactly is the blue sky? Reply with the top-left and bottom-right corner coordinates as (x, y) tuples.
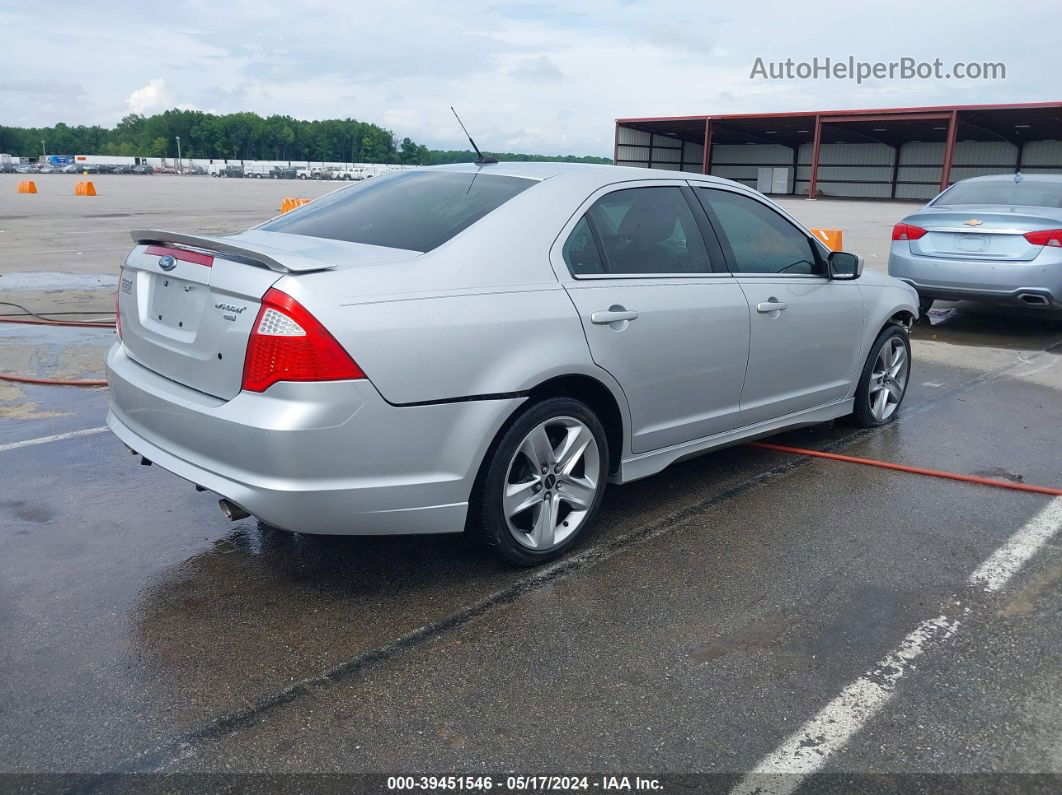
(2, 0), (1059, 156)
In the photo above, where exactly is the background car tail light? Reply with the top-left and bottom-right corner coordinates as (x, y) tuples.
(892, 223), (928, 241)
(1023, 229), (1062, 247)
(242, 288), (365, 392)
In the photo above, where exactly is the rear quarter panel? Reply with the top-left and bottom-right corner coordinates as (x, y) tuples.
(293, 284), (604, 405)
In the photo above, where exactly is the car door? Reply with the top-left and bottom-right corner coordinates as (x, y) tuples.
(552, 182), (751, 454)
(693, 186), (865, 426)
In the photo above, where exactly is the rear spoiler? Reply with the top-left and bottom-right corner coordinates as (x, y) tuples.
(131, 229), (337, 273)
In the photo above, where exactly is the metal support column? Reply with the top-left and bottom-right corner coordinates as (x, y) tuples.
(701, 119), (713, 175)
(940, 110), (959, 191)
(808, 115), (823, 199)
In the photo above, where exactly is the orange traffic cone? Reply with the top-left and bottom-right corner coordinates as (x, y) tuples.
(279, 197), (311, 213)
(17, 180), (38, 194)
(74, 181), (97, 196)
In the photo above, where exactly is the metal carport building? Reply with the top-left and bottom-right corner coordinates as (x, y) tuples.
(614, 101), (1062, 200)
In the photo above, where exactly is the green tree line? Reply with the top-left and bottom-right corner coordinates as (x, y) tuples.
(0, 109), (610, 165)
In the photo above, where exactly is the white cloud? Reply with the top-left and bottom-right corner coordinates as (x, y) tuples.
(126, 79), (170, 115)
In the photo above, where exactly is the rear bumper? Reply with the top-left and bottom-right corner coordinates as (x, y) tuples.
(106, 343), (523, 535)
(888, 243), (1062, 308)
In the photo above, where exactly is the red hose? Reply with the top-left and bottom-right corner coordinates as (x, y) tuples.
(749, 441), (1062, 497)
(0, 373), (107, 387)
(0, 316), (115, 329)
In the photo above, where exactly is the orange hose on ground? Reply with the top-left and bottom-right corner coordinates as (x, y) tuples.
(0, 316), (114, 329)
(749, 441), (1062, 497)
(0, 373), (107, 387)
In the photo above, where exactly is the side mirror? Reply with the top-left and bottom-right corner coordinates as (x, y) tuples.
(827, 250), (863, 280)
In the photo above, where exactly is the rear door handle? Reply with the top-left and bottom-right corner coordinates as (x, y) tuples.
(756, 300), (788, 313)
(591, 309), (639, 324)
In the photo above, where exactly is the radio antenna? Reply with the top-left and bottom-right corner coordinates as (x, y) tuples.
(451, 107), (498, 165)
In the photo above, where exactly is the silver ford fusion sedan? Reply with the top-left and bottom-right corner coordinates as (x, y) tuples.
(107, 163), (918, 565)
(889, 173), (1062, 314)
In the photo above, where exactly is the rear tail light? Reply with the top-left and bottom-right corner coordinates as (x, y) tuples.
(892, 223), (928, 241)
(242, 288), (365, 392)
(1023, 229), (1062, 247)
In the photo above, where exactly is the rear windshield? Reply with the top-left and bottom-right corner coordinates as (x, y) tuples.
(260, 170), (536, 252)
(934, 180), (1062, 208)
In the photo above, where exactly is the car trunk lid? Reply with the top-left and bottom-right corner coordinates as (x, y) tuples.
(119, 230), (351, 400)
(906, 206), (1060, 261)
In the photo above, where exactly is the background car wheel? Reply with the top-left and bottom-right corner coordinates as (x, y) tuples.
(918, 296), (935, 316)
(851, 324), (911, 428)
(472, 397), (608, 566)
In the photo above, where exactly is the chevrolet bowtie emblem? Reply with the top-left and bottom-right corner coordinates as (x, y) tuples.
(964, 219), (984, 226)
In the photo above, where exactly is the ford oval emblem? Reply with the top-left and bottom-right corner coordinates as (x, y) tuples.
(158, 255), (177, 271)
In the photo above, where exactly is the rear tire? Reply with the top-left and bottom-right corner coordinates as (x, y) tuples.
(918, 296), (934, 316)
(472, 397), (609, 566)
(851, 325), (911, 428)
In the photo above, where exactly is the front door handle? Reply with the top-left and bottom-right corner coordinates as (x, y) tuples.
(591, 309), (639, 325)
(756, 300), (788, 313)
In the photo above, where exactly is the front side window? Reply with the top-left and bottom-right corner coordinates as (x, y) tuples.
(261, 170), (535, 252)
(585, 187), (712, 275)
(697, 188), (820, 275)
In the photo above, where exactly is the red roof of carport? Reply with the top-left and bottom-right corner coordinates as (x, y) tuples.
(615, 100), (1062, 124)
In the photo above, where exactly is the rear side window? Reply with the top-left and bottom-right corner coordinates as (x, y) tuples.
(261, 170), (535, 252)
(586, 187), (712, 274)
(697, 188), (820, 275)
(562, 216), (605, 274)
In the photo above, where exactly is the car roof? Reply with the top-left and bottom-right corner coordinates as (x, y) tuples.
(425, 161), (734, 187)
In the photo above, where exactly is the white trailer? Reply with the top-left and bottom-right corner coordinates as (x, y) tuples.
(244, 163), (273, 179)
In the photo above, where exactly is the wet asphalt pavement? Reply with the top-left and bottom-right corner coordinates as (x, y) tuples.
(1, 179), (1060, 787)
(1, 302), (1060, 789)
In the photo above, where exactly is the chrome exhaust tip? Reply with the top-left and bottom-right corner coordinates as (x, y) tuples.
(1018, 293), (1050, 306)
(218, 498), (251, 521)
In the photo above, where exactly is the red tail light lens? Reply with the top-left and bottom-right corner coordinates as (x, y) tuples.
(242, 288), (365, 393)
(1023, 229), (1062, 247)
(892, 223), (928, 241)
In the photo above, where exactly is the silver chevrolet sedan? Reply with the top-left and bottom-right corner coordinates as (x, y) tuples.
(107, 163), (918, 565)
(889, 173), (1062, 314)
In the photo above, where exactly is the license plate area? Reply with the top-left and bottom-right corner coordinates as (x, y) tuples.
(143, 273), (208, 340)
(956, 233), (987, 253)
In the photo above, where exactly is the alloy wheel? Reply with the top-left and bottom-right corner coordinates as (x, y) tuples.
(503, 416), (601, 551)
(869, 337), (909, 422)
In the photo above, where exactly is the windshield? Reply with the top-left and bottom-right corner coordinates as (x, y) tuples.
(261, 170), (536, 252)
(933, 180), (1062, 208)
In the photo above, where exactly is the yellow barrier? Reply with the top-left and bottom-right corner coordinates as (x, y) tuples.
(74, 181), (97, 196)
(811, 228), (843, 251)
(17, 180), (38, 194)
(279, 197), (311, 213)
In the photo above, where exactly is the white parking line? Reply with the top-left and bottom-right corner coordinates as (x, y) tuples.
(731, 496), (1062, 795)
(969, 497), (1062, 592)
(730, 615), (961, 795)
(0, 426), (108, 453)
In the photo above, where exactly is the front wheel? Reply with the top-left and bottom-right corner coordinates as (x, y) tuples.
(473, 397), (609, 566)
(851, 325), (911, 428)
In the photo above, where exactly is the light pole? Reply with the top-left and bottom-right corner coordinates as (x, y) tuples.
(175, 136), (182, 174)
(40, 139), (46, 160)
